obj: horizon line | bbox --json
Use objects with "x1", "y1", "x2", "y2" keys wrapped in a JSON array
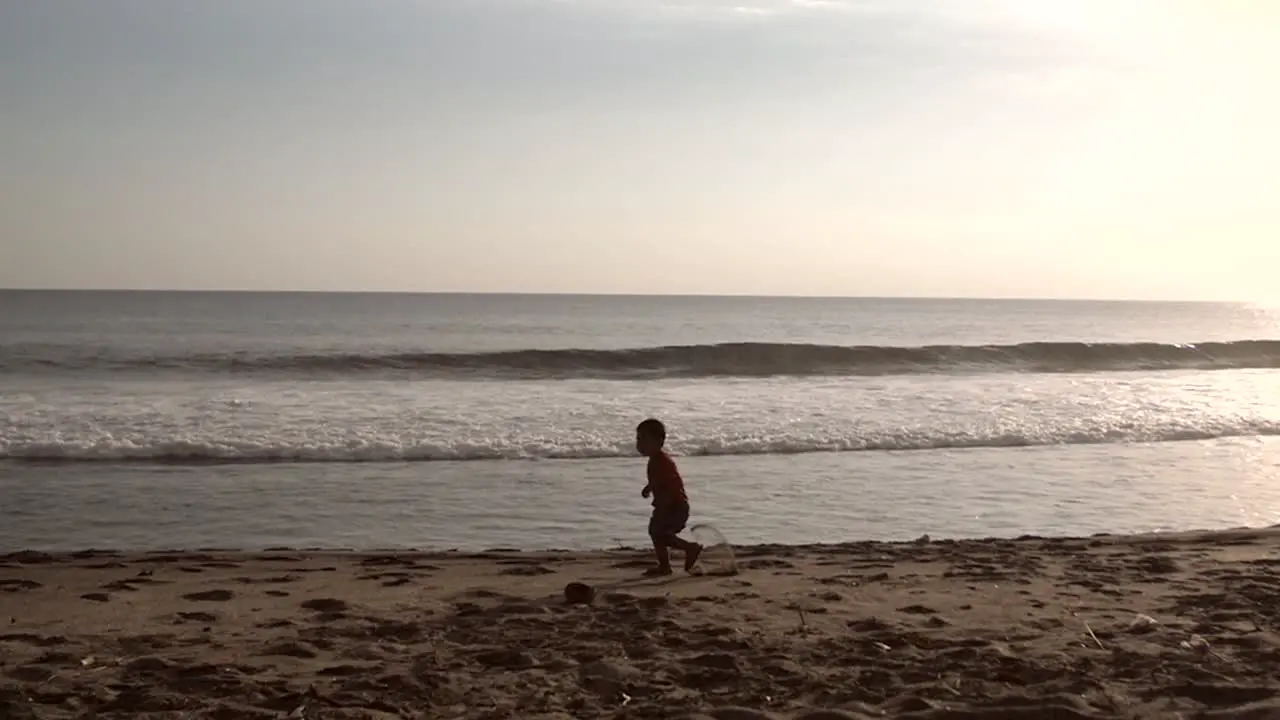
[{"x1": 0, "y1": 287, "x2": 1257, "y2": 305}]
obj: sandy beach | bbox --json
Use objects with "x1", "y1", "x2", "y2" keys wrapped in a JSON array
[{"x1": 4, "y1": 529, "x2": 1280, "y2": 719}]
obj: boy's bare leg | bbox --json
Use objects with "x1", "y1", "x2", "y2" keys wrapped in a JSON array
[
  {"x1": 664, "y1": 534, "x2": 703, "y2": 572},
  {"x1": 666, "y1": 534, "x2": 693, "y2": 552},
  {"x1": 647, "y1": 537, "x2": 673, "y2": 575}
]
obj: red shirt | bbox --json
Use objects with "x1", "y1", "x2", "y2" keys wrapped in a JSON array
[{"x1": 647, "y1": 451, "x2": 688, "y2": 506}]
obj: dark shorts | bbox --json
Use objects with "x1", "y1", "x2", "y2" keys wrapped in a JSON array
[{"x1": 648, "y1": 502, "x2": 690, "y2": 538}]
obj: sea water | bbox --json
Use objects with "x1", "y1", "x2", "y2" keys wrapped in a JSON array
[{"x1": 2, "y1": 291, "x2": 1279, "y2": 550}]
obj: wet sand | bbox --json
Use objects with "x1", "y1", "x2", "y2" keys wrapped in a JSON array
[{"x1": 4, "y1": 528, "x2": 1280, "y2": 718}]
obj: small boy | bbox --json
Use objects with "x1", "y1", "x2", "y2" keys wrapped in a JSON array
[{"x1": 636, "y1": 418, "x2": 702, "y2": 576}]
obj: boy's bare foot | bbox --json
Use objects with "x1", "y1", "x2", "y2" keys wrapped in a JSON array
[
  {"x1": 643, "y1": 566, "x2": 673, "y2": 577},
  {"x1": 684, "y1": 543, "x2": 703, "y2": 572}
]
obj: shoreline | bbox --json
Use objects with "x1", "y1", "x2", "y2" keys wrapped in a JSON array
[
  {"x1": 5, "y1": 528, "x2": 1280, "y2": 718},
  {"x1": 5, "y1": 522, "x2": 1279, "y2": 557}
]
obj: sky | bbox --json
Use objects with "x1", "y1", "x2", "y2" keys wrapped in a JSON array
[{"x1": 1, "y1": 0, "x2": 1277, "y2": 300}]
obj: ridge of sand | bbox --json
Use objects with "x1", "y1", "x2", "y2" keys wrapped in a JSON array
[{"x1": 4, "y1": 528, "x2": 1280, "y2": 718}]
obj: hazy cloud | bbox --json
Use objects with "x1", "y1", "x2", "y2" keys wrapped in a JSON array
[{"x1": 1, "y1": 0, "x2": 1275, "y2": 299}]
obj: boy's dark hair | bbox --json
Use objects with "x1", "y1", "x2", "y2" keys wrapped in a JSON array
[{"x1": 636, "y1": 418, "x2": 666, "y2": 444}]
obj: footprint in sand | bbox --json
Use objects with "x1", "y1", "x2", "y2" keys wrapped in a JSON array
[
  {"x1": 127, "y1": 577, "x2": 169, "y2": 587},
  {"x1": 0, "y1": 580, "x2": 41, "y2": 593},
  {"x1": 357, "y1": 571, "x2": 412, "y2": 583},
  {"x1": 500, "y1": 565, "x2": 555, "y2": 577},
  {"x1": 785, "y1": 601, "x2": 829, "y2": 615},
  {"x1": 31, "y1": 650, "x2": 78, "y2": 667},
  {"x1": 70, "y1": 549, "x2": 122, "y2": 559},
  {"x1": 121, "y1": 656, "x2": 175, "y2": 675},
  {"x1": 300, "y1": 598, "x2": 349, "y2": 613},
  {"x1": 233, "y1": 575, "x2": 299, "y2": 585},
  {"x1": 80, "y1": 593, "x2": 110, "y2": 603},
  {"x1": 265, "y1": 590, "x2": 291, "y2": 598},
  {"x1": 359, "y1": 555, "x2": 416, "y2": 568},
  {"x1": 897, "y1": 604, "x2": 939, "y2": 615},
  {"x1": 2, "y1": 552, "x2": 55, "y2": 565},
  {"x1": 261, "y1": 640, "x2": 319, "y2": 659},
  {"x1": 474, "y1": 649, "x2": 536, "y2": 670},
  {"x1": 6, "y1": 664, "x2": 56, "y2": 683},
  {"x1": 319, "y1": 663, "x2": 378, "y2": 676},
  {"x1": 183, "y1": 590, "x2": 235, "y2": 602},
  {"x1": 864, "y1": 573, "x2": 895, "y2": 586},
  {"x1": 1133, "y1": 556, "x2": 1181, "y2": 574},
  {"x1": 177, "y1": 612, "x2": 218, "y2": 623},
  {"x1": 0, "y1": 633, "x2": 68, "y2": 648},
  {"x1": 140, "y1": 553, "x2": 215, "y2": 564},
  {"x1": 850, "y1": 612, "x2": 903, "y2": 632},
  {"x1": 741, "y1": 558, "x2": 796, "y2": 570},
  {"x1": 100, "y1": 580, "x2": 141, "y2": 593}
]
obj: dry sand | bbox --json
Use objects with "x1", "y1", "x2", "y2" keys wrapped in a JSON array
[{"x1": 4, "y1": 529, "x2": 1280, "y2": 719}]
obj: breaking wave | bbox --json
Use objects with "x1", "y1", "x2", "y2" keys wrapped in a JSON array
[{"x1": 6, "y1": 340, "x2": 1280, "y2": 379}]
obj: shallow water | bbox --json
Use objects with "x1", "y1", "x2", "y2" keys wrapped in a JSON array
[{"x1": 4, "y1": 436, "x2": 1279, "y2": 551}]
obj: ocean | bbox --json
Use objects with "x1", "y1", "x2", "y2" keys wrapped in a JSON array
[{"x1": 2, "y1": 290, "x2": 1280, "y2": 552}]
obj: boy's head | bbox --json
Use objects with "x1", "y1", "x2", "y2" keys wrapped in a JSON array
[{"x1": 635, "y1": 418, "x2": 666, "y2": 456}]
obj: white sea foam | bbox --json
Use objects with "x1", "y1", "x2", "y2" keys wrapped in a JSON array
[{"x1": 4, "y1": 405, "x2": 1278, "y2": 463}]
